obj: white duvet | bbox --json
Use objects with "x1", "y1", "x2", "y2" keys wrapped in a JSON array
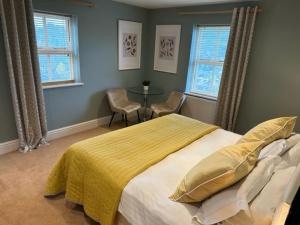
[{"x1": 118, "y1": 129, "x2": 241, "y2": 225}]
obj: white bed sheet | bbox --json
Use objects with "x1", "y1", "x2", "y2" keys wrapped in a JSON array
[{"x1": 118, "y1": 129, "x2": 241, "y2": 225}]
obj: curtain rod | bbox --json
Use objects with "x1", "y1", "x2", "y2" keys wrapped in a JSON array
[
  {"x1": 65, "y1": 0, "x2": 96, "y2": 8},
  {"x1": 178, "y1": 7, "x2": 262, "y2": 16}
]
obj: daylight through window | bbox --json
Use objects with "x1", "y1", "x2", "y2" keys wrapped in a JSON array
[
  {"x1": 186, "y1": 26, "x2": 230, "y2": 99},
  {"x1": 34, "y1": 12, "x2": 79, "y2": 85}
]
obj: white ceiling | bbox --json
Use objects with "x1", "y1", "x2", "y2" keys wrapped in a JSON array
[{"x1": 112, "y1": 0, "x2": 255, "y2": 9}]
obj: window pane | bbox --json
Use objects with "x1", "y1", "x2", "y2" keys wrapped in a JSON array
[
  {"x1": 34, "y1": 12, "x2": 77, "y2": 84},
  {"x1": 198, "y1": 29, "x2": 220, "y2": 61},
  {"x1": 186, "y1": 26, "x2": 230, "y2": 98},
  {"x1": 211, "y1": 65, "x2": 223, "y2": 96},
  {"x1": 192, "y1": 64, "x2": 213, "y2": 94},
  {"x1": 38, "y1": 54, "x2": 49, "y2": 82},
  {"x1": 46, "y1": 17, "x2": 69, "y2": 49},
  {"x1": 50, "y1": 54, "x2": 72, "y2": 81},
  {"x1": 34, "y1": 16, "x2": 46, "y2": 48},
  {"x1": 217, "y1": 30, "x2": 230, "y2": 61},
  {"x1": 38, "y1": 54, "x2": 72, "y2": 82},
  {"x1": 191, "y1": 63, "x2": 223, "y2": 97},
  {"x1": 198, "y1": 27, "x2": 230, "y2": 61}
]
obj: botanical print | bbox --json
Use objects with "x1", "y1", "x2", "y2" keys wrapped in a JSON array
[
  {"x1": 122, "y1": 33, "x2": 137, "y2": 57},
  {"x1": 118, "y1": 20, "x2": 142, "y2": 70},
  {"x1": 159, "y1": 36, "x2": 176, "y2": 60},
  {"x1": 154, "y1": 25, "x2": 181, "y2": 73}
]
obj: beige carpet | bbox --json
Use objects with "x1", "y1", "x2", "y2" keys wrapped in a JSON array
[{"x1": 0, "y1": 123, "x2": 124, "y2": 225}]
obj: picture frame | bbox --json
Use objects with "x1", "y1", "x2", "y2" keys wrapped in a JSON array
[
  {"x1": 153, "y1": 25, "x2": 181, "y2": 74},
  {"x1": 118, "y1": 20, "x2": 142, "y2": 70}
]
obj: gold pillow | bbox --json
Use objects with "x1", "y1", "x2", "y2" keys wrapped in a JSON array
[
  {"x1": 169, "y1": 141, "x2": 264, "y2": 203},
  {"x1": 238, "y1": 117, "x2": 297, "y2": 146}
]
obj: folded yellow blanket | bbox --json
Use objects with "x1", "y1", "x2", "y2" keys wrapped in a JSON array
[{"x1": 45, "y1": 114, "x2": 218, "y2": 225}]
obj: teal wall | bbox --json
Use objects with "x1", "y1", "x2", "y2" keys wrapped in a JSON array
[
  {"x1": 0, "y1": 0, "x2": 148, "y2": 142},
  {"x1": 145, "y1": 0, "x2": 300, "y2": 133},
  {"x1": 1, "y1": 0, "x2": 300, "y2": 142}
]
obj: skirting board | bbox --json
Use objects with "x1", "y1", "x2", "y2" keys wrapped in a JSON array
[
  {"x1": 0, "y1": 114, "x2": 121, "y2": 156},
  {"x1": 0, "y1": 140, "x2": 19, "y2": 156}
]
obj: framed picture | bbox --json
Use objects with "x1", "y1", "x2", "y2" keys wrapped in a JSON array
[
  {"x1": 118, "y1": 20, "x2": 142, "y2": 70},
  {"x1": 154, "y1": 25, "x2": 181, "y2": 74}
]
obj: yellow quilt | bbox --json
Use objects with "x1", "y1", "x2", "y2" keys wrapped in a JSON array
[{"x1": 45, "y1": 114, "x2": 218, "y2": 225}]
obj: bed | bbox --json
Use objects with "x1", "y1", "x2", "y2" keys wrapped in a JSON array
[
  {"x1": 117, "y1": 129, "x2": 240, "y2": 225},
  {"x1": 45, "y1": 114, "x2": 300, "y2": 225}
]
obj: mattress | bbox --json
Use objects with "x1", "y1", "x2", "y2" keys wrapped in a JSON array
[{"x1": 117, "y1": 129, "x2": 241, "y2": 225}]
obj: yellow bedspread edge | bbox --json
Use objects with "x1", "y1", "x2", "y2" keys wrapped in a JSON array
[{"x1": 45, "y1": 114, "x2": 218, "y2": 225}]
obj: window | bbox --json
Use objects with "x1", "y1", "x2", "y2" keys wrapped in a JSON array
[
  {"x1": 186, "y1": 26, "x2": 230, "y2": 99},
  {"x1": 34, "y1": 12, "x2": 80, "y2": 86}
]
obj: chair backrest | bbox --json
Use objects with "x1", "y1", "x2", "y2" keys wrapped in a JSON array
[
  {"x1": 166, "y1": 91, "x2": 186, "y2": 112},
  {"x1": 107, "y1": 88, "x2": 128, "y2": 111}
]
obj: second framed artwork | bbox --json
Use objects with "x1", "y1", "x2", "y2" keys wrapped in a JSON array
[
  {"x1": 118, "y1": 20, "x2": 142, "y2": 70},
  {"x1": 154, "y1": 25, "x2": 181, "y2": 74}
]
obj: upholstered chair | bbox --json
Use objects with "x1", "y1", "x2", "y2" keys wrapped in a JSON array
[
  {"x1": 150, "y1": 91, "x2": 186, "y2": 118},
  {"x1": 107, "y1": 88, "x2": 141, "y2": 127}
]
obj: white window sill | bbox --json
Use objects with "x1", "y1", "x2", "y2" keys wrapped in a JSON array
[
  {"x1": 42, "y1": 82, "x2": 84, "y2": 90},
  {"x1": 185, "y1": 92, "x2": 217, "y2": 102}
]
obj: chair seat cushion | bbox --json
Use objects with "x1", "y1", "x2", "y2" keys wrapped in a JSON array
[
  {"x1": 151, "y1": 103, "x2": 173, "y2": 115},
  {"x1": 116, "y1": 102, "x2": 141, "y2": 114}
]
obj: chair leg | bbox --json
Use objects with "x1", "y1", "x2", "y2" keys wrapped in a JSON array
[
  {"x1": 137, "y1": 110, "x2": 141, "y2": 123},
  {"x1": 125, "y1": 114, "x2": 128, "y2": 127},
  {"x1": 150, "y1": 111, "x2": 154, "y2": 119},
  {"x1": 109, "y1": 112, "x2": 116, "y2": 127}
]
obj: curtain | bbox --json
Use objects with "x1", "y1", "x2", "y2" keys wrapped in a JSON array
[
  {"x1": 0, "y1": 0, "x2": 48, "y2": 152},
  {"x1": 215, "y1": 6, "x2": 258, "y2": 131}
]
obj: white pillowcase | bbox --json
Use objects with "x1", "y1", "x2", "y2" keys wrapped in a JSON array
[
  {"x1": 221, "y1": 166, "x2": 296, "y2": 225},
  {"x1": 286, "y1": 134, "x2": 300, "y2": 149},
  {"x1": 258, "y1": 139, "x2": 286, "y2": 160},
  {"x1": 192, "y1": 156, "x2": 281, "y2": 225},
  {"x1": 275, "y1": 141, "x2": 300, "y2": 171},
  {"x1": 258, "y1": 134, "x2": 300, "y2": 160}
]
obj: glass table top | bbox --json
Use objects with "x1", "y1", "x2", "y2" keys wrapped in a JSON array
[{"x1": 128, "y1": 86, "x2": 163, "y2": 95}]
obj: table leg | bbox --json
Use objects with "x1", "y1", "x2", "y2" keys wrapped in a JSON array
[{"x1": 143, "y1": 94, "x2": 148, "y2": 121}]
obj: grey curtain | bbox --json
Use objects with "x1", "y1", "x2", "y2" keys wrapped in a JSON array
[
  {"x1": 215, "y1": 6, "x2": 258, "y2": 131},
  {"x1": 0, "y1": 0, "x2": 48, "y2": 152}
]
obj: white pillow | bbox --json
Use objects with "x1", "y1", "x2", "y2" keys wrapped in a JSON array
[
  {"x1": 221, "y1": 166, "x2": 296, "y2": 225},
  {"x1": 286, "y1": 134, "x2": 300, "y2": 149},
  {"x1": 258, "y1": 139, "x2": 286, "y2": 160},
  {"x1": 258, "y1": 134, "x2": 300, "y2": 160},
  {"x1": 192, "y1": 156, "x2": 281, "y2": 225},
  {"x1": 275, "y1": 141, "x2": 300, "y2": 171}
]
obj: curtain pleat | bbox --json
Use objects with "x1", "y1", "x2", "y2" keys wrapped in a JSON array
[
  {"x1": 0, "y1": 0, "x2": 48, "y2": 152},
  {"x1": 215, "y1": 6, "x2": 258, "y2": 131}
]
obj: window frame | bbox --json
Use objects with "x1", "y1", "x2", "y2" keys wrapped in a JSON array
[
  {"x1": 185, "y1": 25, "x2": 231, "y2": 101},
  {"x1": 34, "y1": 11, "x2": 81, "y2": 88}
]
